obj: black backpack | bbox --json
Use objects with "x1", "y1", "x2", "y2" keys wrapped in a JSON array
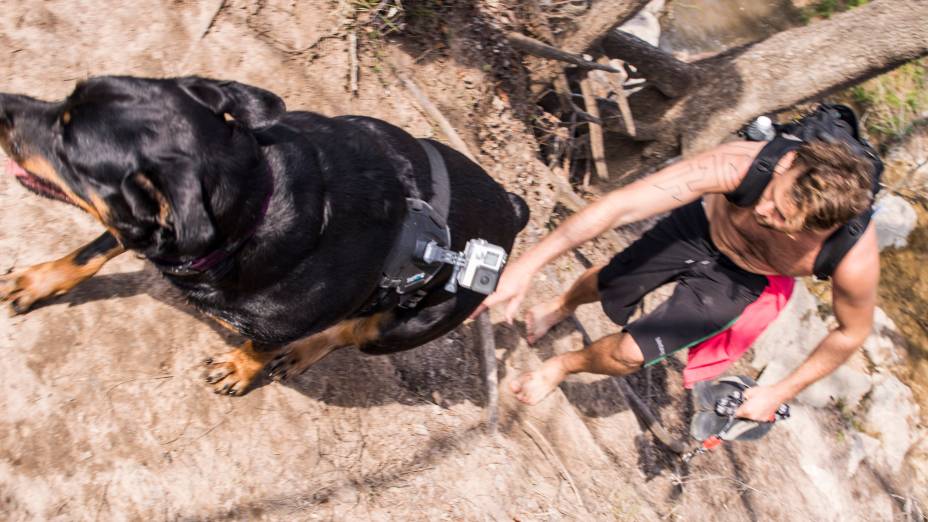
[{"x1": 730, "y1": 104, "x2": 884, "y2": 279}]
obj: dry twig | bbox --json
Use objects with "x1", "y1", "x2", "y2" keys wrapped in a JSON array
[
  {"x1": 579, "y1": 74, "x2": 609, "y2": 181},
  {"x1": 394, "y1": 67, "x2": 475, "y2": 161},
  {"x1": 475, "y1": 311, "x2": 499, "y2": 432},
  {"x1": 348, "y1": 31, "x2": 359, "y2": 96},
  {"x1": 521, "y1": 420, "x2": 588, "y2": 513},
  {"x1": 507, "y1": 32, "x2": 622, "y2": 73}
]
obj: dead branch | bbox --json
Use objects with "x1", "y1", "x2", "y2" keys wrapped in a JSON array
[
  {"x1": 539, "y1": 165, "x2": 626, "y2": 250},
  {"x1": 679, "y1": 0, "x2": 928, "y2": 152},
  {"x1": 521, "y1": 420, "x2": 588, "y2": 513},
  {"x1": 599, "y1": 30, "x2": 695, "y2": 98},
  {"x1": 526, "y1": 0, "x2": 648, "y2": 96},
  {"x1": 475, "y1": 311, "x2": 499, "y2": 432},
  {"x1": 507, "y1": 32, "x2": 622, "y2": 73},
  {"x1": 557, "y1": 0, "x2": 650, "y2": 55},
  {"x1": 593, "y1": 96, "x2": 658, "y2": 140},
  {"x1": 394, "y1": 68, "x2": 475, "y2": 161},
  {"x1": 348, "y1": 31, "x2": 359, "y2": 96},
  {"x1": 579, "y1": 75, "x2": 609, "y2": 180},
  {"x1": 594, "y1": 57, "x2": 637, "y2": 137},
  {"x1": 201, "y1": 0, "x2": 228, "y2": 40},
  {"x1": 552, "y1": 72, "x2": 573, "y2": 115},
  {"x1": 568, "y1": 303, "x2": 686, "y2": 453},
  {"x1": 614, "y1": 378, "x2": 686, "y2": 453}
]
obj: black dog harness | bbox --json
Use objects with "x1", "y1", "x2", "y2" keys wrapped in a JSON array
[
  {"x1": 352, "y1": 139, "x2": 454, "y2": 315},
  {"x1": 153, "y1": 135, "x2": 454, "y2": 312},
  {"x1": 731, "y1": 104, "x2": 883, "y2": 279}
]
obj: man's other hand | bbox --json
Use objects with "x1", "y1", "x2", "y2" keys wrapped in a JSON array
[
  {"x1": 469, "y1": 263, "x2": 535, "y2": 323},
  {"x1": 735, "y1": 385, "x2": 789, "y2": 422}
]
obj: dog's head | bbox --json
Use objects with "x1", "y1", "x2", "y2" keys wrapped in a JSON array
[{"x1": 0, "y1": 76, "x2": 284, "y2": 257}]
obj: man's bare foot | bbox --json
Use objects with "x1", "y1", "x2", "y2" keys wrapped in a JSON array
[
  {"x1": 509, "y1": 356, "x2": 569, "y2": 405},
  {"x1": 525, "y1": 299, "x2": 570, "y2": 344}
]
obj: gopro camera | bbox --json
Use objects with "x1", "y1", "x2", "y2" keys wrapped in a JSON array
[
  {"x1": 458, "y1": 239, "x2": 507, "y2": 294},
  {"x1": 420, "y1": 238, "x2": 508, "y2": 295}
]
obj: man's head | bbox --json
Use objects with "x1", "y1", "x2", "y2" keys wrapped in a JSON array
[{"x1": 753, "y1": 140, "x2": 874, "y2": 233}]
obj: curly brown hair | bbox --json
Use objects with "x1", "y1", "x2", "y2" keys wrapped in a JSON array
[{"x1": 790, "y1": 140, "x2": 875, "y2": 230}]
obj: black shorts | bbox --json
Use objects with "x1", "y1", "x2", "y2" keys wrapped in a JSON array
[{"x1": 597, "y1": 200, "x2": 768, "y2": 366}]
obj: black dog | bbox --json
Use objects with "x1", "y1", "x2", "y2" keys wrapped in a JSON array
[{"x1": 0, "y1": 76, "x2": 528, "y2": 395}]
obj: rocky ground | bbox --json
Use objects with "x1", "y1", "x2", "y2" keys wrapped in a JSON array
[{"x1": 0, "y1": 1, "x2": 924, "y2": 520}]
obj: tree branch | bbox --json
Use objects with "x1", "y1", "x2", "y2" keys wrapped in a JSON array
[
  {"x1": 579, "y1": 75, "x2": 609, "y2": 180},
  {"x1": 525, "y1": 0, "x2": 649, "y2": 96},
  {"x1": 557, "y1": 0, "x2": 650, "y2": 54},
  {"x1": 507, "y1": 32, "x2": 623, "y2": 73},
  {"x1": 600, "y1": 30, "x2": 695, "y2": 98},
  {"x1": 682, "y1": 0, "x2": 928, "y2": 152}
]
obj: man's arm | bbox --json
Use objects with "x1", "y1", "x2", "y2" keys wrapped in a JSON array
[
  {"x1": 737, "y1": 225, "x2": 879, "y2": 421},
  {"x1": 476, "y1": 141, "x2": 760, "y2": 322}
]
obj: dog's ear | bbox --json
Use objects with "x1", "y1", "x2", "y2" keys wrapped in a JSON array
[
  {"x1": 120, "y1": 164, "x2": 216, "y2": 255},
  {"x1": 177, "y1": 76, "x2": 285, "y2": 129}
]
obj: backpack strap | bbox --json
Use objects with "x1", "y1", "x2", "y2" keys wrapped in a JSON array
[
  {"x1": 726, "y1": 136, "x2": 803, "y2": 207},
  {"x1": 732, "y1": 104, "x2": 883, "y2": 279},
  {"x1": 812, "y1": 210, "x2": 872, "y2": 280},
  {"x1": 805, "y1": 104, "x2": 882, "y2": 279}
]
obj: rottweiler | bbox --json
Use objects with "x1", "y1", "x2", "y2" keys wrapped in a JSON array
[{"x1": 0, "y1": 76, "x2": 528, "y2": 395}]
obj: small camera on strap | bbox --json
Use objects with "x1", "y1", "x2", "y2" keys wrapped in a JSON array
[{"x1": 420, "y1": 239, "x2": 508, "y2": 295}]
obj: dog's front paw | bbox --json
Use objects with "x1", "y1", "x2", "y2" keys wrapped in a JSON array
[
  {"x1": 0, "y1": 268, "x2": 52, "y2": 315},
  {"x1": 201, "y1": 343, "x2": 270, "y2": 396},
  {"x1": 266, "y1": 350, "x2": 305, "y2": 382}
]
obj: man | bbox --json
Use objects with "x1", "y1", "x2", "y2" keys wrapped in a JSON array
[{"x1": 476, "y1": 138, "x2": 879, "y2": 422}]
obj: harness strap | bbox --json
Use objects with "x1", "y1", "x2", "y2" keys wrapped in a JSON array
[
  {"x1": 419, "y1": 139, "x2": 450, "y2": 221},
  {"x1": 725, "y1": 136, "x2": 802, "y2": 207},
  {"x1": 353, "y1": 139, "x2": 455, "y2": 316},
  {"x1": 813, "y1": 210, "x2": 872, "y2": 279}
]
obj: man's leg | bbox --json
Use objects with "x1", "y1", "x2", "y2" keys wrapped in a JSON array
[
  {"x1": 526, "y1": 265, "x2": 603, "y2": 344},
  {"x1": 510, "y1": 331, "x2": 644, "y2": 405}
]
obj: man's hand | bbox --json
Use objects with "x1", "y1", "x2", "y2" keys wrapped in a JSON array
[
  {"x1": 469, "y1": 262, "x2": 535, "y2": 323},
  {"x1": 735, "y1": 385, "x2": 789, "y2": 422}
]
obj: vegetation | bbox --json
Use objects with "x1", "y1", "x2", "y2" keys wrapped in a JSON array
[
  {"x1": 846, "y1": 58, "x2": 928, "y2": 148},
  {"x1": 802, "y1": 0, "x2": 869, "y2": 21}
]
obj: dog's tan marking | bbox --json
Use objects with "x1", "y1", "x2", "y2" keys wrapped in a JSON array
[
  {"x1": 267, "y1": 313, "x2": 387, "y2": 382},
  {"x1": 0, "y1": 237, "x2": 125, "y2": 314},
  {"x1": 88, "y1": 192, "x2": 113, "y2": 223},
  {"x1": 201, "y1": 314, "x2": 387, "y2": 395},
  {"x1": 208, "y1": 315, "x2": 241, "y2": 335},
  {"x1": 131, "y1": 173, "x2": 171, "y2": 226},
  {"x1": 202, "y1": 340, "x2": 282, "y2": 396},
  {"x1": 20, "y1": 155, "x2": 100, "y2": 220}
]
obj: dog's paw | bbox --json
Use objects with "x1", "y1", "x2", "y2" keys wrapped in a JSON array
[
  {"x1": 201, "y1": 349, "x2": 266, "y2": 396},
  {"x1": 0, "y1": 269, "x2": 46, "y2": 315},
  {"x1": 266, "y1": 350, "x2": 305, "y2": 382}
]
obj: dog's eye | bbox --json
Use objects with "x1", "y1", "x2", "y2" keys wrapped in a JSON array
[{"x1": 60, "y1": 111, "x2": 71, "y2": 125}]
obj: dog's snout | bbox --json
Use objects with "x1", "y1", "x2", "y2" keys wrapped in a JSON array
[{"x1": 0, "y1": 92, "x2": 53, "y2": 126}]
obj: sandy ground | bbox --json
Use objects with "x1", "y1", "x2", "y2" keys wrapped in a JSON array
[{"x1": 0, "y1": 1, "x2": 918, "y2": 520}]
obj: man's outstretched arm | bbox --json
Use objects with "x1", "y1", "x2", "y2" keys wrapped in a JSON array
[
  {"x1": 476, "y1": 141, "x2": 759, "y2": 322},
  {"x1": 737, "y1": 225, "x2": 879, "y2": 421}
]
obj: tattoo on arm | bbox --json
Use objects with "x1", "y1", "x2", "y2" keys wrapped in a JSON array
[{"x1": 650, "y1": 146, "x2": 756, "y2": 200}]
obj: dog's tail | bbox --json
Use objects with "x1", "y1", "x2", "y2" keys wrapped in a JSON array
[{"x1": 507, "y1": 192, "x2": 530, "y2": 232}]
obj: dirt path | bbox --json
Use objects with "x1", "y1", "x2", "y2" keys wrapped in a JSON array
[{"x1": 0, "y1": 1, "x2": 919, "y2": 520}]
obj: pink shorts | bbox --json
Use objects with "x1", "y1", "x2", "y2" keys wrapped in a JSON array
[{"x1": 682, "y1": 276, "x2": 795, "y2": 388}]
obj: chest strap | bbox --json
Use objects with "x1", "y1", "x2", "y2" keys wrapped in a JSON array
[
  {"x1": 725, "y1": 136, "x2": 802, "y2": 207},
  {"x1": 362, "y1": 140, "x2": 453, "y2": 314}
]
